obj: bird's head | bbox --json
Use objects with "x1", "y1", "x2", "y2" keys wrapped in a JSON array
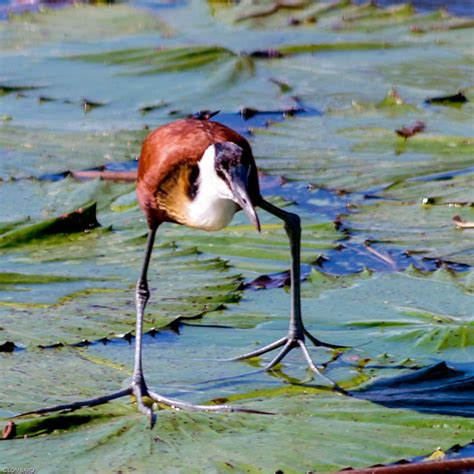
[{"x1": 209, "y1": 141, "x2": 261, "y2": 232}]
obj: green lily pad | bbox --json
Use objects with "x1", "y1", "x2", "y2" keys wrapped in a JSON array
[
  {"x1": 0, "y1": 5, "x2": 171, "y2": 51},
  {"x1": 2, "y1": 269, "x2": 473, "y2": 471},
  {"x1": 1, "y1": 0, "x2": 474, "y2": 470},
  {"x1": 71, "y1": 45, "x2": 236, "y2": 75},
  {"x1": 0, "y1": 202, "x2": 100, "y2": 249}
]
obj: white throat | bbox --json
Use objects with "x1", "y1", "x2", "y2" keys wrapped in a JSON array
[{"x1": 185, "y1": 145, "x2": 238, "y2": 231}]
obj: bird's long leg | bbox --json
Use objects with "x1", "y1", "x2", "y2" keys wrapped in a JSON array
[
  {"x1": 11, "y1": 227, "x2": 268, "y2": 428},
  {"x1": 130, "y1": 228, "x2": 157, "y2": 426},
  {"x1": 229, "y1": 199, "x2": 347, "y2": 386},
  {"x1": 132, "y1": 228, "x2": 156, "y2": 389},
  {"x1": 12, "y1": 229, "x2": 159, "y2": 425}
]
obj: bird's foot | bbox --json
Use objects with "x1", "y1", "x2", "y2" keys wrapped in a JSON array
[
  {"x1": 11, "y1": 375, "x2": 270, "y2": 430},
  {"x1": 227, "y1": 332, "x2": 348, "y2": 394},
  {"x1": 131, "y1": 375, "x2": 157, "y2": 427}
]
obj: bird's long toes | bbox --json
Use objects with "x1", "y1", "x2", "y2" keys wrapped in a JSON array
[
  {"x1": 303, "y1": 329, "x2": 350, "y2": 350},
  {"x1": 226, "y1": 336, "x2": 289, "y2": 362},
  {"x1": 296, "y1": 340, "x2": 347, "y2": 392}
]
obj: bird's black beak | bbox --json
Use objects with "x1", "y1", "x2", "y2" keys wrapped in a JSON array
[{"x1": 228, "y1": 165, "x2": 261, "y2": 233}]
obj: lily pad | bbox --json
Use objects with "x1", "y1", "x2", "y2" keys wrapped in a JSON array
[
  {"x1": 1, "y1": 0, "x2": 474, "y2": 470},
  {"x1": 0, "y1": 202, "x2": 100, "y2": 249},
  {"x1": 0, "y1": 4, "x2": 171, "y2": 51},
  {"x1": 2, "y1": 269, "x2": 474, "y2": 471}
]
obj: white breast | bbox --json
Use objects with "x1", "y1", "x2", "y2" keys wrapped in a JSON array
[{"x1": 184, "y1": 145, "x2": 238, "y2": 231}]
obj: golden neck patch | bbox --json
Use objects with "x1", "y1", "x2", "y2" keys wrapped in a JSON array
[{"x1": 155, "y1": 162, "x2": 197, "y2": 225}]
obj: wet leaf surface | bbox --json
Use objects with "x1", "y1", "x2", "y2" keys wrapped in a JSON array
[
  {"x1": 1, "y1": 0, "x2": 473, "y2": 471},
  {"x1": 0, "y1": 202, "x2": 100, "y2": 248},
  {"x1": 1, "y1": 271, "x2": 473, "y2": 469}
]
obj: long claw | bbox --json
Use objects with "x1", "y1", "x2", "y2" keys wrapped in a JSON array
[
  {"x1": 228, "y1": 333, "x2": 347, "y2": 391},
  {"x1": 147, "y1": 390, "x2": 273, "y2": 415},
  {"x1": 9, "y1": 381, "x2": 270, "y2": 434},
  {"x1": 263, "y1": 340, "x2": 294, "y2": 371},
  {"x1": 304, "y1": 329, "x2": 350, "y2": 350},
  {"x1": 195, "y1": 367, "x2": 268, "y2": 386},
  {"x1": 222, "y1": 337, "x2": 288, "y2": 362},
  {"x1": 13, "y1": 387, "x2": 133, "y2": 418}
]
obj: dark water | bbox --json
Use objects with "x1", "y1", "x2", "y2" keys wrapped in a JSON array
[{"x1": 355, "y1": 0, "x2": 474, "y2": 16}]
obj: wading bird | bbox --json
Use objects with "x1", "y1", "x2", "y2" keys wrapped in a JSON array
[{"x1": 15, "y1": 116, "x2": 344, "y2": 427}]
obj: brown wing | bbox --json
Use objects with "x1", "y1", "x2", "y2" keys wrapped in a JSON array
[{"x1": 136, "y1": 119, "x2": 260, "y2": 229}]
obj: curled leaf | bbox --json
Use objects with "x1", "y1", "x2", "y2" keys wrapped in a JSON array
[
  {"x1": 71, "y1": 170, "x2": 137, "y2": 182},
  {"x1": 0, "y1": 341, "x2": 17, "y2": 352},
  {"x1": 192, "y1": 110, "x2": 221, "y2": 120},
  {"x1": 139, "y1": 101, "x2": 168, "y2": 115},
  {"x1": 452, "y1": 215, "x2": 474, "y2": 229},
  {"x1": 2, "y1": 421, "x2": 16, "y2": 440},
  {"x1": 396, "y1": 120, "x2": 425, "y2": 139},
  {"x1": 82, "y1": 98, "x2": 106, "y2": 113},
  {"x1": 248, "y1": 49, "x2": 284, "y2": 58},
  {"x1": 425, "y1": 91, "x2": 468, "y2": 106},
  {"x1": 0, "y1": 202, "x2": 100, "y2": 248},
  {"x1": 424, "y1": 447, "x2": 446, "y2": 462},
  {"x1": 244, "y1": 271, "x2": 291, "y2": 290},
  {"x1": 0, "y1": 84, "x2": 41, "y2": 95}
]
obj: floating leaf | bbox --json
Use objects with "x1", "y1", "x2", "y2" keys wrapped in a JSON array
[
  {"x1": 0, "y1": 202, "x2": 100, "y2": 249},
  {"x1": 0, "y1": 341, "x2": 16, "y2": 353},
  {"x1": 277, "y1": 41, "x2": 409, "y2": 55},
  {"x1": 395, "y1": 120, "x2": 426, "y2": 139},
  {"x1": 2, "y1": 420, "x2": 16, "y2": 439},
  {"x1": 0, "y1": 5, "x2": 171, "y2": 50},
  {"x1": 453, "y1": 215, "x2": 474, "y2": 229},
  {"x1": 70, "y1": 45, "x2": 236, "y2": 75},
  {"x1": 425, "y1": 91, "x2": 468, "y2": 106},
  {"x1": 0, "y1": 84, "x2": 42, "y2": 95},
  {"x1": 1, "y1": 0, "x2": 474, "y2": 469},
  {"x1": 2, "y1": 296, "x2": 473, "y2": 469},
  {"x1": 0, "y1": 272, "x2": 104, "y2": 285},
  {"x1": 82, "y1": 98, "x2": 106, "y2": 113},
  {"x1": 425, "y1": 447, "x2": 446, "y2": 461}
]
